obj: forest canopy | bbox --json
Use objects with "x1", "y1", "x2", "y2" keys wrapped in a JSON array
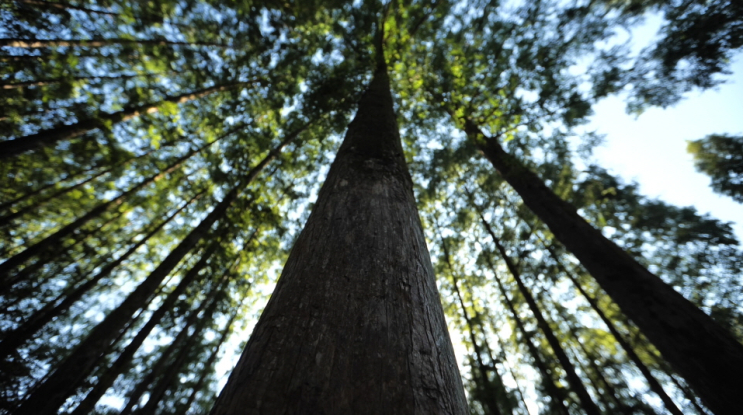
[{"x1": 1, "y1": 0, "x2": 742, "y2": 414}]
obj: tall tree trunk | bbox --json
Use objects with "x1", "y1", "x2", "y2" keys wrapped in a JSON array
[
  {"x1": 134, "y1": 288, "x2": 224, "y2": 415},
  {"x1": 483, "y1": 254, "x2": 570, "y2": 415},
  {"x1": 176, "y1": 297, "x2": 242, "y2": 415},
  {"x1": 0, "y1": 73, "x2": 160, "y2": 89},
  {"x1": 70, "y1": 251, "x2": 226, "y2": 415},
  {"x1": 209, "y1": 45, "x2": 467, "y2": 414},
  {"x1": 462, "y1": 120, "x2": 743, "y2": 414},
  {"x1": 0, "y1": 193, "x2": 200, "y2": 357},
  {"x1": 542, "y1": 242, "x2": 685, "y2": 415},
  {"x1": 0, "y1": 82, "x2": 249, "y2": 158},
  {"x1": 437, "y1": 229, "x2": 502, "y2": 415},
  {"x1": 10, "y1": 127, "x2": 299, "y2": 415},
  {"x1": 476, "y1": 211, "x2": 601, "y2": 415},
  {"x1": 0, "y1": 128, "x2": 233, "y2": 278}
]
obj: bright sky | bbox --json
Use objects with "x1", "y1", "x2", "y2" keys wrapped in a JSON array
[{"x1": 586, "y1": 54, "x2": 743, "y2": 242}]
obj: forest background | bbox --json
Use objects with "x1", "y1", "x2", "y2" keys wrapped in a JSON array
[{"x1": 1, "y1": 0, "x2": 742, "y2": 414}]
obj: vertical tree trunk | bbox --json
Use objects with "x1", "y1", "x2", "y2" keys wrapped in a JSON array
[
  {"x1": 10, "y1": 128, "x2": 299, "y2": 415},
  {"x1": 176, "y1": 298, "x2": 242, "y2": 415},
  {"x1": 542, "y1": 242, "x2": 685, "y2": 415},
  {"x1": 209, "y1": 44, "x2": 468, "y2": 414},
  {"x1": 477, "y1": 211, "x2": 601, "y2": 415},
  {"x1": 483, "y1": 254, "x2": 570, "y2": 415},
  {"x1": 437, "y1": 230, "x2": 503, "y2": 415},
  {"x1": 67, "y1": 241, "x2": 224, "y2": 415},
  {"x1": 463, "y1": 121, "x2": 743, "y2": 414}
]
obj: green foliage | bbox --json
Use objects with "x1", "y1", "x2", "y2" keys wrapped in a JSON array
[
  {"x1": 1, "y1": 0, "x2": 741, "y2": 414},
  {"x1": 688, "y1": 133, "x2": 743, "y2": 203}
]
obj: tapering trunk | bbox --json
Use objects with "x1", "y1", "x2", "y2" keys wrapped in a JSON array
[
  {"x1": 210, "y1": 64, "x2": 467, "y2": 414},
  {"x1": 542, "y1": 289, "x2": 632, "y2": 414},
  {"x1": 0, "y1": 82, "x2": 246, "y2": 158},
  {"x1": 70, "y1": 248, "x2": 223, "y2": 415},
  {"x1": 543, "y1": 243, "x2": 685, "y2": 415},
  {"x1": 0, "y1": 129, "x2": 231, "y2": 278},
  {"x1": 465, "y1": 121, "x2": 743, "y2": 414},
  {"x1": 10, "y1": 124, "x2": 301, "y2": 415},
  {"x1": 477, "y1": 212, "x2": 601, "y2": 415},
  {"x1": 0, "y1": 195, "x2": 198, "y2": 357},
  {"x1": 484, "y1": 255, "x2": 570, "y2": 415}
]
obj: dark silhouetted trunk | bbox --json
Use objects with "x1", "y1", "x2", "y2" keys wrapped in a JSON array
[
  {"x1": 70, "y1": 250, "x2": 225, "y2": 415},
  {"x1": 177, "y1": 299, "x2": 241, "y2": 415},
  {"x1": 437, "y1": 230, "x2": 502, "y2": 415},
  {"x1": 464, "y1": 120, "x2": 743, "y2": 414},
  {"x1": 209, "y1": 43, "x2": 467, "y2": 414},
  {"x1": 477, "y1": 211, "x2": 601, "y2": 415},
  {"x1": 483, "y1": 254, "x2": 570, "y2": 415},
  {"x1": 0, "y1": 129, "x2": 235, "y2": 278},
  {"x1": 10, "y1": 127, "x2": 300, "y2": 415},
  {"x1": 0, "y1": 82, "x2": 246, "y2": 158},
  {"x1": 0, "y1": 195, "x2": 198, "y2": 357},
  {"x1": 0, "y1": 38, "x2": 227, "y2": 49},
  {"x1": 542, "y1": 242, "x2": 685, "y2": 415}
]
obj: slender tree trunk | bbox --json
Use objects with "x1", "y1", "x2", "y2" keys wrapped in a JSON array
[
  {"x1": 542, "y1": 242, "x2": 685, "y2": 415},
  {"x1": 462, "y1": 120, "x2": 743, "y2": 414},
  {"x1": 437, "y1": 230, "x2": 502, "y2": 415},
  {"x1": 0, "y1": 38, "x2": 228, "y2": 49},
  {"x1": 0, "y1": 73, "x2": 159, "y2": 89},
  {"x1": 483, "y1": 255, "x2": 570, "y2": 415},
  {"x1": 135, "y1": 289, "x2": 224, "y2": 415},
  {"x1": 0, "y1": 129, "x2": 232, "y2": 278},
  {"x1": 70, "y1": 247, "x2": 224, "y2": 415},
  {"x1": 477, "y1": 211, "x2": 601, "y2": 415},
  {"x1": 15, "y1": 0, "x2": 118, "y2": 16},
  {"x1": 10, "y1": 123, "x2": 303, "y2": 415},
  {"x1": 209, "y1": 48, "x2": 467, "y2": 415},
  {"x1": 0, "y1": 194, "x2": 199, "y2": 357},
  {"x1": 0, "y1": 82, "x2": 249, "y2": 158},
  {"x1": 177, "y1": 298, "x2": 242, "y2": 415}
]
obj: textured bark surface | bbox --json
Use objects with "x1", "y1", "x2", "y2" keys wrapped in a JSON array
[
  {"x1": 210, "y1": 69, "x2": 467, "y2": 415},
  {"x1": 468, "y1": 123, "x2": 743, "y2": 415}
]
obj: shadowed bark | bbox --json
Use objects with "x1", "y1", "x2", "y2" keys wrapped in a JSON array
[{"x1": 209, "y1": 39, "x2": 467, "y2": 415}]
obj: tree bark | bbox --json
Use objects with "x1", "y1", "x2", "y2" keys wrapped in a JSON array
[
  {"x1": 209, "y1": 57, "x2": 467, "y2": 414},
  {"x1": 464, "y1": 120, "x2": 743, "y2": 415},
  {"x1": 0, "y1": 82, "x2": 249, "y2": 158},
  {"x1": 10, "y1": 127, "x2": 298, "y2": 415},
  {"x1": 477, "y1": 210, "x2": 601, "y2": 415}
]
